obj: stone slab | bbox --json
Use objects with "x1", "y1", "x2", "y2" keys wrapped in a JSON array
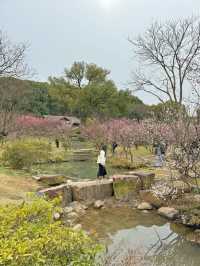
[
  {"x1": 32, "y1": 174, "x2": 68, "y2": 186},
  {"x1": 70, "y1": 180, "x2": 113, "y2": 201}
]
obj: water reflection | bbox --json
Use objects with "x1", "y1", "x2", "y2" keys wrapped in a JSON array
[{"x1": 81, "y1": 208, "x2": 200, "y2": 266}]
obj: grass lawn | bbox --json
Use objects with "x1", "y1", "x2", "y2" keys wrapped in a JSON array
[{"x1": 0, "y1": 166, "x2": 40, "y2": 204}]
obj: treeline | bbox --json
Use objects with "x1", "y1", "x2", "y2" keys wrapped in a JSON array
[
  {"x1": 22, "y1": 61, "x2": 150, "y2": 120},
  {"x1": 0, "y1": 61, "x2": 175, "y2": 122}
]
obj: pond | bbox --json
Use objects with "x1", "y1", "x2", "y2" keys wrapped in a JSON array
[
  {"x1": 33, "y1": 160, "x2": 122, "y2": 180},
  {"x1": 80, "y1": 207, "x2": 200, "y2": 266},
  {"x1": 33, "y1": 140, "x2": 124, "y2": 179}
]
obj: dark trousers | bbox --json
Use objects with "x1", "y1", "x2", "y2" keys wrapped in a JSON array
[{"x1": 97, "y1": 164, "x2": 107, "y2": 178}]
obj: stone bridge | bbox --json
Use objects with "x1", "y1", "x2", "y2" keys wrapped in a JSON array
[{"x1": 38, "y1": 172, "x2": 155, "y2": 206}]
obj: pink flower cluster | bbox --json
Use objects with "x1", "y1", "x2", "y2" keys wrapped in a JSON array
[
  {"x1": 15, "y1": 115, "x2": 71, "y2": 138},
  {"x1": 82, "y1": 119, "x2": 174, "y2": 148}
]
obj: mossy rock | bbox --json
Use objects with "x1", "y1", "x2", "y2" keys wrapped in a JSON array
[{"x1": 113, "y1": 176, "x2": 141, "y2": 201}]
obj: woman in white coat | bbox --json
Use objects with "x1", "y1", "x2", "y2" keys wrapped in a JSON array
[{"x1": 97, "y1": 145, "x2": 107, "y2": 179}]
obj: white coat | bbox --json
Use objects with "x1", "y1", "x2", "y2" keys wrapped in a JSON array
[{"x1": 97, "y1": 150, "x2": 106, "y2": 166}]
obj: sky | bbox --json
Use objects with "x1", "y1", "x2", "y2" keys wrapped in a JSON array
[{"x1": 0, "y1": 0, "x2": 200, "y2": 104}]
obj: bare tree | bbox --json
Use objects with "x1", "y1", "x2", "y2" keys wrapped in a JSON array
[
  {"x1": 129, "y1": 17, "x2": 200, "y2": 104},
  {"x1": 0, "y1": 31, "x2": 31, "y2": 139},
  {"x1": 0, "y1": 78, "x2": 30, "y2": 139},
  {"x1": 0, "y1": 31, "x2": 30, "y2": 78}
]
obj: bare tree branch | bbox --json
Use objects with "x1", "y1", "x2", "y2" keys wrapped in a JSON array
[
  {"x1": 129, "y1": 16, "x2": 200, "y2": 104},
  {"x1": 0, "y1": 31, "x2": 30, "y2": 78}
]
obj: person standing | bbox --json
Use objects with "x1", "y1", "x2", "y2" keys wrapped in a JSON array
[
  {"x1": 154, "y1": 142, "x2": 164, "y2": 167},
  {"x1": 112, "y1": 142, "x2": 118, "y2": 155},
  {"x1": 97, "y1": 145, "x2": 107, "y2": 179}
]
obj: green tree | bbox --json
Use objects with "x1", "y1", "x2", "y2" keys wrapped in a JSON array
[
  {"x1": 23, "y1": 81, "x2": 50, "y2": 115},
  {"x1": 65, "y1": 61, "x2": 85, "y2": 88},
  {"x1": 48, "y1": 76, "x2": 79, "y2": 114},
  {"x1": 85, "y1": 63, "x2": 110, "y2": 84},
  {"x1": 74, "y1": 80, "x2": 118, "y2": 119},
  {"x1": 64, "y1": 61, "x2": 110, "y2": 88}
]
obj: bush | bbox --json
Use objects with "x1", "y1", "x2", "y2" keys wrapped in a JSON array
[
  {"x1": 109, "y1": 157, "x2": 148, "y2": 170},
  {"x1": 0, "y1": 196, "x2": 102, "y2": 266},
  {"x1": 2, "y1": 138, "x2": 52, "y2": 169}
]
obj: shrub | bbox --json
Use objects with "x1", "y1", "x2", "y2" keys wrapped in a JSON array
[
  {"x1": 2, "y1": 138, "x2": 52, "y2": 169},
  {"x1": 0, "y1": 196, "x2": 102, "y2": 266},
  {"x1": 109, "y1": 157, "x2": 148, "y2": 170}
]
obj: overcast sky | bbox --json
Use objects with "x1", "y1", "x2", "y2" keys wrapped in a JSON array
[{"x1": 1, "y1": 0, "x2": 200, "y2": 103}]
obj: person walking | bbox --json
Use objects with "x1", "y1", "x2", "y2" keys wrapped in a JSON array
[
  {"x1": 97, "y1": 145, "x2": 107, "y2": 179},
  {"x1": 154, "y1": 142, "x2": 164, "y2": 167}
]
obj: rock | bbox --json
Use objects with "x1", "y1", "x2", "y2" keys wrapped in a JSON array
[
  {"x1": 63, "y1": 206, "x2": 73, "y2": 214},
  {"x1": 140, "y1": 190, "x2": 164, "y2": 208},
  {"x1": 137, "y1": 202, "x2": 153, "y2": 210},
  {"x1": 66, "y1": 219, "x2": 73, "y2": 227},
  {"x1": 67, "y1": 212, "x2": 78, "y2": 220},
  {"x1": 158, "y1": 207, "x2": 179, "y2": 220},
  {"x1": 53, "y1": 212, "x2": 61, "y2": 220},
  {"x1": 186, "y1": 230, "x2": 200, "y2": 245},
  {"x1": 68, "y1": 202, "x2": 86, "y2": 215},
  {"x1": 73, "y1": 224, "x2": 82, "y2": 231},
  {"x1": 94, "y1": 200, "x2": 104, "y2": 209},
  {"x1": 33, "y1": 174, "x2": 67, "y2": 186},
  {"x1": 142, "y1": 210, "x2": 149, "y2": 214},
  {"x1": 127, "y1": 172, "x2": 155, "y2": 190},
  {"x1": 180, "y1": 209, "x2": 200, "y2": 227},
  {"x1": 70, "y1": 180, "x2": 113, "y2": 201},
  {"x1": 112, "y1": 175, "x2": 141, "y2": 201},
  {"x1": 70, "y1": 201, "x2": 88, "y2": 210},
  {"x1": 38, "y1": 184, "x2": 72, "y2": 206},
  {"x1": 175, "y1": 193, "x2": 200, "y2": 227}
]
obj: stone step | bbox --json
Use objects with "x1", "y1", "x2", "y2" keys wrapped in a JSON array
[{"x1": 70, "y1": 179, "x2": 113, "y2": 201}]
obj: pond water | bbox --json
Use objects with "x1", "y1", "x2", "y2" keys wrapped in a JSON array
[
  {"x1": 81, "y1": 207, "x2": 200, "y2": 266},
  {"x1": 33, "y1": 140, "x2": 124, "y2": 179},
  {"x1": 33, "y1": 160, "x2": 122, "y2": 180}
]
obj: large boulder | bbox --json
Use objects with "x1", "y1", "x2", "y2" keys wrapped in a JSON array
[
  {"x1": 33, "y1": 174, "x2": 67, "y2": 186},
  {"x1": 112, "y1": 175, "x2": 142, "y2": 201},
  {"x1": 70, "y1": 180, "x2": 113, "y2": 201},
  {"x1": 158, "y1": 207, "x2": 179, "y2": 220},
  {"x1": 139, "y1": 190, "x2": 165, "y2": 208}
]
